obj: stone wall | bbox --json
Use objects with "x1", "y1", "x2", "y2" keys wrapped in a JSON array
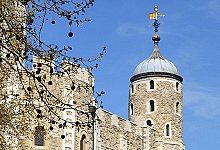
[
  {"x1": 129, "y1": 77, "x2": 184, "y2": 149},
  {"x1": 96, "y1": 109, "x2": 157, "y2": 150},
  {"x1": 15, "y1": 59, "x2": 95, "y2": 150},
  {"x1": 20, "y1": 118, "x2": 62, "y2": 150}
]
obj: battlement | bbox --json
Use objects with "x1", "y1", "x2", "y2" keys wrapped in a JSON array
[{"x1": 32, "y1": 56, "x2": 94, "y2": 86}]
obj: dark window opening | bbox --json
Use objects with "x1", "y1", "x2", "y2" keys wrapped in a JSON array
[
  {"x1": 150, "y1": 100, "x2": 155, "y2": 112},
  {"x1": 146, "y1": 120, "x2": 152, "y2": 126},
  {"x1": 131, "y1": 84, "x2": 134, "y2": 93},
  {"x1": 166, "y1": 124, "x2": 170, "y2": 136},
  {"x1": 35, "y1": 126, "x2": 44, "y2": 146},
  {"x1": 150, "y1": 80, "x2": 154, "y2": 89},
  {"x1": 176, "y1": 82, "x2": 179, "y2": 91},
  {"x1": 130, "y1": 103, "x2": 134, "y2": 115},
  {"x1": 176, "y1": 102, "x2": 180, "y2": 113},
  {"x1": 80, "y1": 134, "x2": 86, "y2": 150}
]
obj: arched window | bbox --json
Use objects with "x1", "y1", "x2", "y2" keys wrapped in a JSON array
[
  {"x1": 166, "y1": 124, "x2": 170, "y2": 137},
  {"x1": 176, "y1": 82, "x2": 179, "y2": 91},
  {"x1": 146, "y1": 120, "x2": 152, "y2": 127},
  {"x1": 150, "y1": 80, "x2": 154, "y2": 89},
  {"x1": 80, "y1": 134, "x2": 86, "y2": 150},
  {"x1": 130, "y1": 103, "x2": 134, "y2": 115},
  {"x1": 150, "y1": 100, "x2": 155, "y2": 112},
  {"x1": 35, "y1": 126, "x2": 44, "y2": 146},
  {"x1": 176, "y1": 102, "x2": 180, "y2": 113}
]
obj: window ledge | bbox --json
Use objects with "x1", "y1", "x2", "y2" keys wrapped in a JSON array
[{"x1": 34, "y1": 146, "x2": 45, "y2": 150}]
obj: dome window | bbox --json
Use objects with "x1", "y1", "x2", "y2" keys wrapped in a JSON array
[
  {"x1": 35, "y1": 126, "x2": 44, "y2": 146},
  {"x1": 150, "y1": 80, "x2": 154, "y2": 89},
  {"x1": 80, "y1": 134, "x2": 86, "y2": 150},
  {"x1": 130, "y1": 103, "x2": 134, "y2": 115},
  {"x1": 176, "y1": 82, "x2": 179, "y2": 91},
  {"x1": 150, "y1": 100, "x2": 155, "y2": 112},
  {"x1": 146, "y1": 120, "x2": 152, "y2": 127}
]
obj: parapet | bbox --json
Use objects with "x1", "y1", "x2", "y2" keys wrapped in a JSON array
[
  {"x1": 32, "y1": 56, "x2": 94, "y2": 86},
  {"x1": 96, "y1": 108, "x2": 157, "y2": 150}
]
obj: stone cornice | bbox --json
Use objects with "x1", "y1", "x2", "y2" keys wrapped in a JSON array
[{"x1": 130, "y1": 72, "x2": 183, "y2": 83}]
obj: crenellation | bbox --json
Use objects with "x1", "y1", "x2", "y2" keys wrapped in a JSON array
[
  {"x1": 111, "y1": 114, "x2": 119, "y2": 127},
  {"x1": 124, "y1": 121, "x2": 131, "y2": 132}
]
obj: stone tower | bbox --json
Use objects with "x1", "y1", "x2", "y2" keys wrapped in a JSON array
[{"x1": 128, "y1": 7, "x2": 185, "y2": 150}]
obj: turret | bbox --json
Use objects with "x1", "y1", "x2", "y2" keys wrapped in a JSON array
[{"x1": 128, "y1": 6, "x2": 185, "y2": 150}]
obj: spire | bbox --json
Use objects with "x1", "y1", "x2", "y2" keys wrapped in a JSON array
[{"x1": 148, "y1": 6, "x2": 165, "y2": 60}]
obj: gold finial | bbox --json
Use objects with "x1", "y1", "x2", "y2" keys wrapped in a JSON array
[{"x1": 154, "y1": 6, "x2": 159, "y2": 12}]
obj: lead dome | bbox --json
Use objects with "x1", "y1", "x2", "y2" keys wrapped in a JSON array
[{"x1": 133, "y1": 33, "x2": 179, "y2": 76}]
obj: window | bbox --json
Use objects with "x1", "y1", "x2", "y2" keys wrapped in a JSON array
[
  {"x1": 80, "y1": 134, "x2": 86, "y2": 150},
  {"x1": 35, "y1": 126, "x2": 44, "y2": 146},
  {"x1": 165, "y1": 124, "x2": 170, "y2": 137},
  {"x1": 146, "y1": 120, "x2": 152, "y2": 127},
  {"x1": 150, "y1": 100, "x2": 155, "y2": 112},
  {"x1": 150, "y1": 80, "x2": 154, "y2": 89},
  {"x1": 130, "y1": 103, "x2": 134, "y2": 115},
  {"x1": 131, "y1": 84, "x2": 134, "y2": 93},
  {"x1": 176, "y1": 82, "x2": 179, "y2": 91},
  {"x1": 176, "y1": 102, "x2": 180, "y2": 113}
]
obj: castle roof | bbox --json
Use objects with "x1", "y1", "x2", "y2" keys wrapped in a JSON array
[
  {"x1": 130, "y1": 32, "x2": 183, "y2": 82},
  {"x1": 133, "y1": 33, "x2": 179, "y2": 77}
]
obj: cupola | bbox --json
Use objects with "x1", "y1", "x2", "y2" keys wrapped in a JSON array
[
  {"x1": 133, "y1": 33, "x2": 179, "y2": 76},
  {"x1": 130, "y1": 6, "x2": 182, "y2": 83}
]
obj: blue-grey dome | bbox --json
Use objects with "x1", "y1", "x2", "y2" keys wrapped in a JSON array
[
  {"x1": 133, "y1": 57, "x2": 179, "y2": 76},
  {"x1": 133, "y1": 34, "x2": 179, "y2": 76}
]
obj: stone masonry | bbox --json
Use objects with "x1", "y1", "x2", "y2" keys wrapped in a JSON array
[{"x1": 129, "y1": 77, "x2": 185, "y2": 150}]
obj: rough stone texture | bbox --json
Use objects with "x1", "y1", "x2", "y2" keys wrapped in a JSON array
[
  {"x1": 96, "y1": 109, "x2": 157, "y2": 150},
  {"x1": 12, "y1": 57, "x2": 95, "y2": 150},
  {"x1": 20, "y1": 119, "x2": 62, "y2": 150},
  {"x1": 129, "y1": 77, "x2": 185, "y2": 149}
]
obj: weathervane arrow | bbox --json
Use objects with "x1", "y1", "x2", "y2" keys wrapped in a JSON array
[{"x1": 149, "y1": 6, "x2": 165, "y2": 32}]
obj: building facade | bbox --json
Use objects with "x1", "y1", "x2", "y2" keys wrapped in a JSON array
[
  {"x1": 20, "y1": 31, "x2": 185, "y2": 150},
  {"x1": 1, "y1": 2, "x2": 185, "y2": 149}
]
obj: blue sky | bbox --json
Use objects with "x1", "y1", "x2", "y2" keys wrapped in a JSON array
[{"x1": 42, "y1": 0, "x2": 220, "y2": 149}]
